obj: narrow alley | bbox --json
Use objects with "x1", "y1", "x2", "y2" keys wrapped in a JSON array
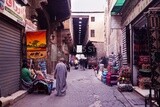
[
  {"x1": 1, "y1": 0, "x2": 160, "y2": 107},
  {"x1": 10, "y1": 68, "x2": 145, "y2": 107}
]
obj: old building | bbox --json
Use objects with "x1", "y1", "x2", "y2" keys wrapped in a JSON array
[
  {"x1": 104, "y1": 0, "x2": 122, "y2": 61},
  {"x1": 106, "y1": 0, "x2": 160, "y2": 106},
  {"x1": 71, "y1": 11, "x2": 106, "y2": 59},
  {"x1": 0, "y1": 0, "x2": 27, "y2": 97},
  {"x1": 0, "y1": 0, "x2": 71, "y2": 97},
  {"x1": 25, "y1": 0, "x2": 72, "y2": 74}
]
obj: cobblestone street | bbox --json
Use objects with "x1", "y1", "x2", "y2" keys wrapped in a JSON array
[{"x1": 11, "y1": 68, "x2": 139, "y2": 107}]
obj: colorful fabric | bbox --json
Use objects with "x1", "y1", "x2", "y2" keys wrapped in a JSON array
[{"x1": 38, "y1": 61, "x2": 46, "y2": 71}]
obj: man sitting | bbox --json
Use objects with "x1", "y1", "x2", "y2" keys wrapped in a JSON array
[
  {"x1": 21, "y1": 61, "x2": 35, "y2": 89},
  {"x1": 21, "y1": 60, "x2": 53, "y2": 94}
]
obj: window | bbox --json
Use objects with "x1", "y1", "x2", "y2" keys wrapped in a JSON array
[
  {"x1": 91, "y1": 30, "x2": 95, "y2": 37},
  {"x1": 91, "y1": 17, "x2": 95, "y2": 22}
]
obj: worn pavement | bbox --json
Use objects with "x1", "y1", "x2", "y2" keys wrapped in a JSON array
[{"x1": 10, "y1": 67, "x2": 145, "y2": 107}]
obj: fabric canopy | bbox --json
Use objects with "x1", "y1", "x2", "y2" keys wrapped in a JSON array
[{"x1": 111, "y1": 0, "x2": 126, "y2": 15}]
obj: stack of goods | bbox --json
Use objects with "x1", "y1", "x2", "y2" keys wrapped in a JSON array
[
  {"x1": 138, "y1": 77, "x2": 151, "y2": 89},
  {"x1": 97, "y1": 64, "x2": 104, "y2": 80},
  {"x1": 117, "y1": 83, "x2": 133, "y2": 92},
  {"x1": 118, "y1": 66, "x2": 131, "y2": 84},
  {"x1": 138, "y1": 56, "x2": 151, "y2": 89},
  {"x1": 101, "y1": 69, "x2": 108, "y2": 84},
  {"x1": 118, "y1": 66, "x2": 133, "y2": 92},
  {"x1": 106, "y1": 65, "x2": 119, "y2": 86},
  {"x1": 97, "y1": 70, "x2": 102, "y2": 80}
]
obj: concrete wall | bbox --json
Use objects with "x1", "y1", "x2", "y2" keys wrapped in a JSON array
[
  {"x1": 104, "y1": 0, "x2": 122, "y2": 57},
  {"x1": 92, "y1": 42, "x2": 106, "y2": 59},
  {"x1": 69, "y1": 17, "x2": 74, "y2": 45},
  {"x1": 122, "y1": 0, "x2": 153, "y2": 26},
  {"x1": 108, "y1": 29, "x2": 122, "y2": 55}
]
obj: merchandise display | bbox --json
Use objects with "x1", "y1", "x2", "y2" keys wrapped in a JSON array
[
  {"x1": 118, "y1": 66, "x2": 131, "y2": 84},
  {"x1": 138, "y1": 56, "x2": 151, "y2": 89},
  {"x1": 106, "y1": 65, "x2": 119, "y2": 86},
  {"x1": 101, "y1": 69, "x2": 107, "y2": 84},
  {"x1": 106, "y1": 71, "x2": 119, "y2": 86},
  {"x1": 117, "y1": 66, "x2": 132, "y2": 92}
]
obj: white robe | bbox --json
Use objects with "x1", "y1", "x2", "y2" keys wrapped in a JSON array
[{"x1": 55, "y1": 62, "x2": 67, "y2": 95}]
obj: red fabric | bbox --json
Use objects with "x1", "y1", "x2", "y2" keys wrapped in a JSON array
[{"x1": 36, "y1": 74, "x2": 45, "y2": 80}]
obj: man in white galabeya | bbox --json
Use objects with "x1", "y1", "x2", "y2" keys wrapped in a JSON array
[{"x1": 54, "y1": 57, "x2": 67, "y2": 96}]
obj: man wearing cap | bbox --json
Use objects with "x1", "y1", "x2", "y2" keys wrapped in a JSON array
[{"x1": 54, "y1": 57, "x2": 67, "y2": 96}]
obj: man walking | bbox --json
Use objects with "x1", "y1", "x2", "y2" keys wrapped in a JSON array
[{"x1": 54, "y1": 57, "x2": 67, "y2": 96}]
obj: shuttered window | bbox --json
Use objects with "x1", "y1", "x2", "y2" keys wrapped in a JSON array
[{"x1": 91, "y1": 30, "x2": 95, "y2": 37}]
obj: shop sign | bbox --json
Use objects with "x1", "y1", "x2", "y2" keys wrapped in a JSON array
[
  {"x1": 123, "y1": 0, "x2": 153, "y2": 26},
  {"x1": 25, "y1": 19, "x2": 37, "y2": 31},
  {"x1": 0, "y1": 0, "x2": 26, "y2": 26}
]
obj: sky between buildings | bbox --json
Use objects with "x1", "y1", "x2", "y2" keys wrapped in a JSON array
[{"x1": 71, "y1": 0, "x2": 106, "y2": 12}]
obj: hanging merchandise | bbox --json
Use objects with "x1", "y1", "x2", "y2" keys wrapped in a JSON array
[
  {"x1": 26, "y1": 31, "x2": 47, "y2": 59},
  {"x1": 146, "y1": 8, "x2": 160, "y2": 106}
]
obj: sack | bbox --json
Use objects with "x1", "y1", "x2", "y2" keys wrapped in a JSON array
[
  {"x1": 118, "y1": 83, "x2": 133, "y2": 92},
  {"x1": 52, "y1": 80, "x2": 56, "y2": 89}
]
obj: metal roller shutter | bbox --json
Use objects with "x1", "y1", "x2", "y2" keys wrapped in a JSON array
[
  {"x1": 0, "y1": 19, "x2": 21, "y2": 97},
  {"x1": 122, "y1": 27, "x2": 127, "y2": 65}
]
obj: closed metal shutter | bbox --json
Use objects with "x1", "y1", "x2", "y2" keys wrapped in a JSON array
[
  {"x1": 0, "y1": 19, "x2": 21, "y2": 97},
  {"x1": 122, "y1": 27, "x2": 127, "y2": 65}
]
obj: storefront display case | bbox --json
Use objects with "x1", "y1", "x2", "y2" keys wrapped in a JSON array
[{"x1": 138, "y1": 56, "x2": 151, "y2": 89}]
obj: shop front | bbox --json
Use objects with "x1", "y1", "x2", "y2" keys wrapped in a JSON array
[
  {"x1": 123, "y1": 0, "x2": 160, "y2": 106},
  {"x1": 120, "y1": 0, "x2": 149, "y2": 85},
  {"x1": 0, "y1": 0, "x2": 26, "y2": 97},
  {"x1": 132, "y1": 16, "x2": 151, "y2": 90},
  {"x1": 131, "y1": 0, "x2": 160, "y2": 87},
  {"x1": 117, "y1": 1, "x2": 160, "y2": 105}
]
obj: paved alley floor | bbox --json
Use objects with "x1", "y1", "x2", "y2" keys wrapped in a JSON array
[{"x1": 10, "y1": 68, "x2": 144, "y2": 107}]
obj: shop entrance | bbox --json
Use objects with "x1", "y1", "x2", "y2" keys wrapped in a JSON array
[{"x1": 0, "y1": 18, "x2": 21, "y2": 97}]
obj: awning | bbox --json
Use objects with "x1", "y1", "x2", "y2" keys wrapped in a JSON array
[{"x1": 111, "y1": 0, "x2": 126, "y2": 15}]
